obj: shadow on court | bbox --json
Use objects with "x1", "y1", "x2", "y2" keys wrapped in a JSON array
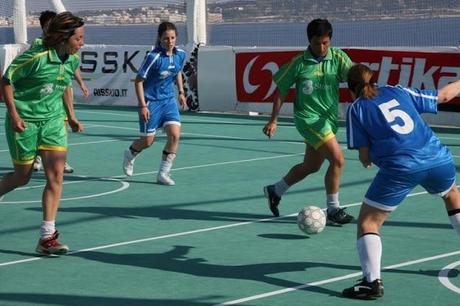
[
  {"x1": 72, "y1": 245, "x2": 345, "y2": 298},
  {"x1": 0, "y1": 293, "x2": 217, "y2": 306}
]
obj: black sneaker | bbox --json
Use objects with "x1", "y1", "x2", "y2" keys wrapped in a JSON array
[
  {"x1": 263, "y1": 185, "x2": 281, "y2": 217},
  {"x1": 327, "y1": 207, "x2": 353, "y2": 225},
  {"x1": 342, "y1": 278, "x2": 384, "y2": 299}
]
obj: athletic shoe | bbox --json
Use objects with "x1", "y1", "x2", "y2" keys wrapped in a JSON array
[
  {"x1": 123, "y1": 149, "x2": 135, "y2": 176},
  {"x1": 33, "y1": 156, "x2": 43, "y2": 171},
  {"x1": 327, "y1": 207, "x2": 354, "y2": 225},
  {"x1": 157, "y1": 172, "x2": 175, "y2": 185},
  {"x1": 342, "y1": 278, "x2": 384, "y2": 299},
  {"x1": 64, "y1": 162, "x2": 74, "y2": 173},
  {"x1": 35, "y1": 230, "x2": 69, "y2": 255},
  {"x1": 263, "y1": 185, "x2": 281, "y2": 217}
]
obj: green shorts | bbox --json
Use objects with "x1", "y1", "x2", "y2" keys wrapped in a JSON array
[
  {"x1": 5, "y1": 115, "x2": 67, "y2": 165},
  {"x1": 294, "y1": 115, "x2": 338, "y2": 149}
]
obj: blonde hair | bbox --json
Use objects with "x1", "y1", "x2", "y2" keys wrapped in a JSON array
[
  {"x1": 43, "y1": 12, "x2": 84, "y2": 48},
  {"x1": 347, "y1": 64, "x2": 378, "y2": 99}
]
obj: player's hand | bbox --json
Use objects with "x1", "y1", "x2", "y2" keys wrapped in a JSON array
[
  {"x1": 263, "y1": 121, "x2": 277, "y2": 138},
  {"x1": 68, "y1": 117, "x2": 84, "y2": 132},
  {"x1": 11, "y1": 115, "x2": 26, "y2": 132},
  {"x1": 178, "y1": 93, "x2": 187, "y2": 110},
  {"x1": 139, "y1": 106, "x2": 150, "y2": 122},
  {"x1": 80, "y1": 84, "x2": 90, "y2": 98}
]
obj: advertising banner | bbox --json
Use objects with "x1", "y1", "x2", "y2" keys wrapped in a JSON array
[
  {"x1": 75, "y1": 45, "x2": 151, "y2": 106},
  {"x1": 235, "y1": 48, "x2": 460, "y2": 107}
]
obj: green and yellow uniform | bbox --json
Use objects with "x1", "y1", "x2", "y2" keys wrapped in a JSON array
[
  {"x1": 3, "y1": 44, "x2": 80, "y2": 164},
  {"x1": 273, "y1": 47, "x2": 352, "y2": 149}
]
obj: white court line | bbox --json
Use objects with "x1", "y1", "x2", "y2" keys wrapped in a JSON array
[
  {"x1": 0, "y1": 187, "x2": 448, "y2": 268},
  {"x1": 438, "y1": 260, "x2": 460, "y2": 294},
  {"x1": 215, "y1": 250, "x2": 460, "y2": 306},
  {"x1": 0, "y1": 153, "x2": 305, "y2": 199}
]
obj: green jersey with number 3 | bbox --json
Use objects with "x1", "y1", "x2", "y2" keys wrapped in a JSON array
[{"x1": 274, "y1": 47, "x2": 352, "y2": 129}]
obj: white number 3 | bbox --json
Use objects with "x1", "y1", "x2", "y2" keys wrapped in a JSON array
[{"x1": 378, "y1": 99, "x2": 414, "y2": 134}]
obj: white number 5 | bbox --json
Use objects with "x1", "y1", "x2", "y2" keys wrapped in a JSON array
[{"x1": 378, "y1": 99, "x2": 414, "y2": 134}]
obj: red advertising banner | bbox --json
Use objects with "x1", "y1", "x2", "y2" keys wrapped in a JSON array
[{"x1": 235, "y1": 48, "x2": 460, "y2": 107}]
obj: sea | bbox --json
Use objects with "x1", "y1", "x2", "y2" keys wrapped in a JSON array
[{"x1": 1, "y1": 18, "x2": 459, "y2": 47}]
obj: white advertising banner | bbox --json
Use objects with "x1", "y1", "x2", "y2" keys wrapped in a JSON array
[{"x1": 75, "y1": 44, "x2": 152, "y2": 106}]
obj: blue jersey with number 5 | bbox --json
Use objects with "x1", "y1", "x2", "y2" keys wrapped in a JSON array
[{"x1": 346, "y1": 85, "x2": 452, "y2": 173}]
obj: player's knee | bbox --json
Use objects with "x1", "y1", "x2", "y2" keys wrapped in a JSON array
[
  {"x1": 168, "y1": 133, "x2": 180, "y2": 145},
  {"x1": 331, "y1": 155, "x2": 345, "y2": 169},
  {"x1": 14, "y1": 174, "x2": 31, "y2": 187}
]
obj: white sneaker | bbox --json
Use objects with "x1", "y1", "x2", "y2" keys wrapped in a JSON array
[
  {"x1": 33, "y1": 156, "x2": 43, "y2": 171},
  {"x1": 123, "y1": 149, "x2": 135, "y2": 176},
  {"x1": 157, "y1": 172, "x2": 175, "y2": 185},
  {"x1": 64, "y1": 162, "x2": 74, "y2": 173}
]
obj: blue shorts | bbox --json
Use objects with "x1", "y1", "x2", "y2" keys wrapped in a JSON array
[
  {"x1": 364, "y1": 162, "x2": 456, "y2": 211},
  {"x1": 140, "y1": 97, "x2": 181, "y2": 136}
]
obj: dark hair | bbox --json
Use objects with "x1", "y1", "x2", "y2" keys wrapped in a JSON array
[
  {"x1": 155, "y1": 21, "x2": 177, "y2": 48},
  {"x1": 39, "y1": 10, "x2": 57, "y2": 32},
  {"x1": 307, "y1": 19, "x2": 333, "y2": 42},
  {"x1": 347, "y1": 64, "x2": 378, "y2": 99},
  {"x1": 43, "y1": 12, "x2": 84, "y2": 48}
]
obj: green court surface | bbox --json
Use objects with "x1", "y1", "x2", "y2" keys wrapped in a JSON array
[{"x1": 0, "y1": 105, "x2": 459, "y2": 306}]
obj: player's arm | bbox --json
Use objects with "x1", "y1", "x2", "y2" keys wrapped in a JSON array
[
  {"x1": 1, "y1": 77, "x2": 25, "y2": 132},
  {"x1": 74, "y1": 67, "x2": 89, "y2": 98},
  {"x1": 438, "y1": 79, "x2": 460, "y2": 104},
  {"x1": 358, "y1": 147, "x2": 372, "y2": 169},
  {"x1": 176, "y1": 72, "x2": 186, "y2": 109},
  {"x1": 134, "y1": 76, "x2": 149, "y2": 122},
  {"x1": 263, "y1": 89, "x2": 285, "y2": 138},
  {"x1": 63, "y1": 86, "x2": 83, "y2": 132}
]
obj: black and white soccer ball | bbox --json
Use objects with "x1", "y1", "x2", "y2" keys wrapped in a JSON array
[{"x1": 297, "y1": 206, "x2": 326, "y2": 235}]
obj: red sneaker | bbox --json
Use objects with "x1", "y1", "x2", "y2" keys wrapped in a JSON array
[{"x1": 36, "y1": 230, "x2": 69, "y2": 255}]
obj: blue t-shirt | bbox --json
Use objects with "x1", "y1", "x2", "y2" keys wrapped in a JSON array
[
  {"x1": 137, "y1": 46, "x2": 186, "y2": 102},
  {"x1": 346, "y1": 85, "x2": 452, "y2": 173}
]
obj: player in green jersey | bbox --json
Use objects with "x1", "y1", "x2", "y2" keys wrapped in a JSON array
[
  {"x1": 263, "y1": 19, "x2": 354, "y2": 224},
  {"x1": 0, "y1": 12, "x2": 85, "y2": 255},
  {"x1": 32, "y1": 10, "x2": 89, "y2": 173}
]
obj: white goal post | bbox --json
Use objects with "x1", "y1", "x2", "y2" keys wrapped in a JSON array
[{"x1": 10, "y1": 0, "x2": 207, "y2": 47}]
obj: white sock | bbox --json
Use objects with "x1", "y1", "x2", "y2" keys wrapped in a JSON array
[
  {"x1": 448, "y1": 210, "x2": 460, "y2": 235},
  {"x1": 274, "y1": 179, "x2": 289, "y2": 196},
  {"x1": 40, "y1": 220, "x2": 55, "y2": 240},
  {"x1": 357, "y1": 233, "x2": 382, "y2": 282},
  {"x1": 159, "y1": 153, "x2": 176, "y2": 174},
  {"x1": 326, "y1": 193, "x2": 340, "y2": 211}
]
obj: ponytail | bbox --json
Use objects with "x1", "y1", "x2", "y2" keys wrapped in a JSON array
[{"x1": 347, "y1": 64, "x2": 378, "y2": 99}]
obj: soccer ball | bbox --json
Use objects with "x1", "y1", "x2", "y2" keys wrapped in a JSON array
[{"x1": 297, "y1": 206, "x2": 326, "y2": 235}]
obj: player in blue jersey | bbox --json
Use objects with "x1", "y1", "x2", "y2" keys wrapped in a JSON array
[
  {"x1": 342, "y1": 64, "x2": 460, "y2": 299},
  {"x1": 122, "y1": 21, "x2": 187, "y2": 185}
]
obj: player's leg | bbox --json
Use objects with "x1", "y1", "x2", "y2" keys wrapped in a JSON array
[
  {"x1": 421, "y1": 162, "x2": 460, "y2": 236},
  {"x1": 157, "y1": 123, "x2": 180, "y2": 185},
  {"x1": 1, "y1": 118, "x2": 36, "y2": 197},
  {"x1": 35, "y1": 117, "x2": 69, "y2": 255},
  {"x1": 316, "y1": 137, "x2": 353, "y2": 224},
  {"x1": 0, "y1": 164, "x2": 33, "y2": 196},
  {"x1": 37, "y1": 149, "x2": 69, "y2": 255},
  {"x1": 123, "y1": 102, "x2": 159, "y2": 176},
  {"x1": 264, "y1": 143, "x2": 325, "y2": 217},
  {"x1": 157, "y1": 99, "x2": 181, "y2": 186},
  {"x1": 343, "y1": 170, "x2": 416, "y2": 299},
  {"x1": 342, "y1": 203, "x2": 387, "y2": 299},
  {"x1": 123, "y1": 135, "x2": 155, "y2": 176},
  {"x1": 443, "y1": 186, "x2": 460, "y2": 235}
]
